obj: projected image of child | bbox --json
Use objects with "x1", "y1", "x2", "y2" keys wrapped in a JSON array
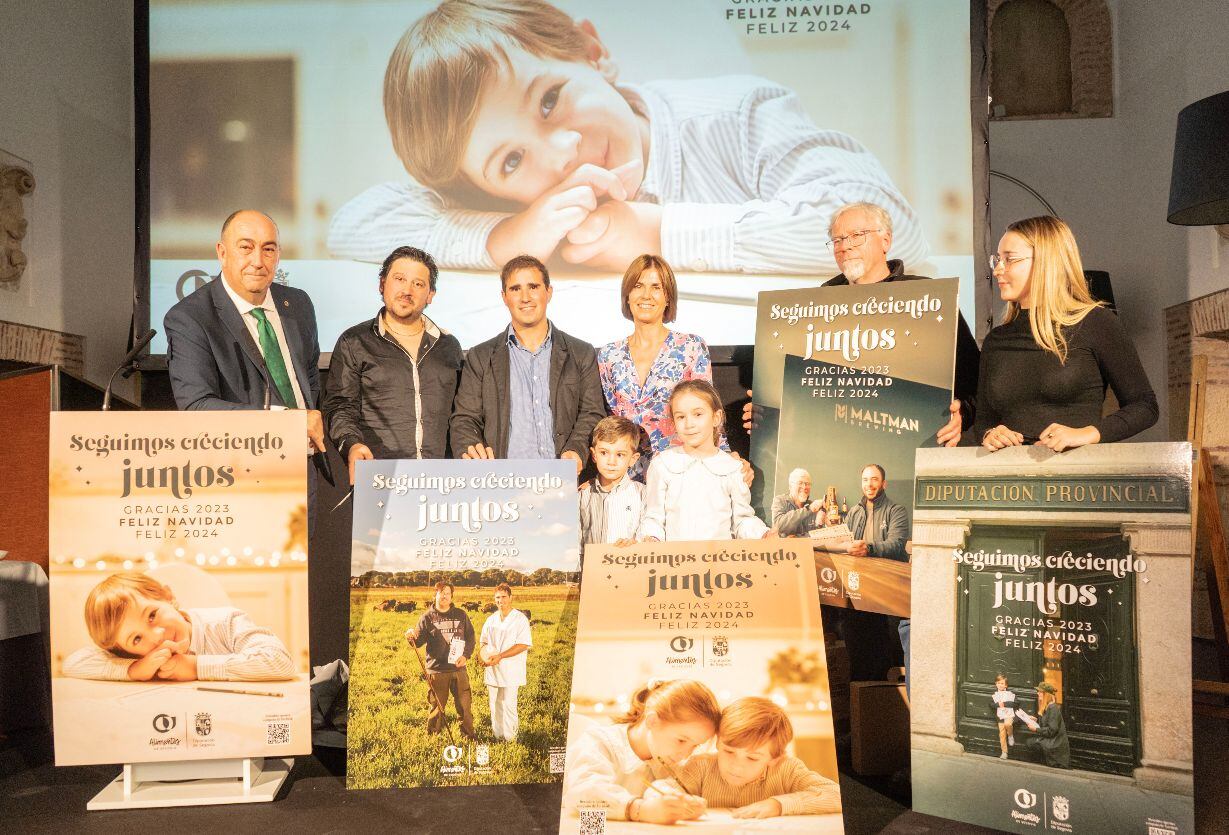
[
  {"x1": 61, "y1": 572, "x2": 295, "y2": 682},
  {"x1": 328, "y1": 0, "x2": 926, "y2": 276}
]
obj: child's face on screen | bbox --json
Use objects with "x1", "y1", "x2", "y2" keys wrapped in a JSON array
[
  {"x1": 716, "y1": 738, "x2": 777, "y2": 787},
  {"x1": 114, "y1": 592, "x2": 191, "y2": 657},
  {"x1": 459, "y1": 46, "x2": 645, "y2": 206},
  {"x1": 996, "y1": 679, "x2": 1007, "y2": 691}
]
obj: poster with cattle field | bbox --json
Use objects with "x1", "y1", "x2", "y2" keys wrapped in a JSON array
[{"x1": 346, "y1": 459, "x2": 579, "y2": 789}]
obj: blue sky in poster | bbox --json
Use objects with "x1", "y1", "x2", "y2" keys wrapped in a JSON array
[{"x1": 350, "y1": 459, "x2": 579, "y2": 577}]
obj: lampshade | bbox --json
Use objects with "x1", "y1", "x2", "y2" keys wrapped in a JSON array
[{"x1": 1167, "y1": 90, "x2": 1229, "y2": 226}]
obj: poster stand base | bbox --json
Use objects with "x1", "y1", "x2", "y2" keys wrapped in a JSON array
[{"x1": 86, "y1": 757, "x2": 293, "y2": 810}]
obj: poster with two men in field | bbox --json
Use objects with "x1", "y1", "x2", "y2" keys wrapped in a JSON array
[{"x1": 347, "y1": 460, "x2": 579, "y2": 789}]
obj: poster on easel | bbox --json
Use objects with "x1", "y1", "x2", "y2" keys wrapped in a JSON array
[
  {"x1": 910, "y1": 443, "x2": 1195, "y2": 835},
  {"x1": 48, "y1": 411, "x2": 311, "y2": 766},
  {"x1": 559, "y1": 540, "x2": 844, "y2": 834},
  {"x1": 346, "y1": 459, "x2": 579, "y2": 789},
  {"x1": 749, "y1": 279, "x2": 959, "y2": 616}
]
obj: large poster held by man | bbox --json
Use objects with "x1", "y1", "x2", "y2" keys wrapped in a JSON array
[{"x1": 749, "y1": 278, "x2": 959, "y2": 617}]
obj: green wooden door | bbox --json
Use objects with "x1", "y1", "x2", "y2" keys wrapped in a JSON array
[
  {"x1": 1050, "y1": 532, "x2": 1139, "y2": 776},
  {"x1": 956, "y1": 526, "x2": 1139, "y2": 775},
  {"x1": 956, "y1": 527, "x2": 1044, "y2": 759}
]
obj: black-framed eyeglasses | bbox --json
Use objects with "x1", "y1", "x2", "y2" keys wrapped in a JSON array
[
  {"x1": 825, "y1": 229, "x2": 882, "y2": 251},
  {"x1": 989, "y1": 254, "x2": 1032, "y2": 269}
]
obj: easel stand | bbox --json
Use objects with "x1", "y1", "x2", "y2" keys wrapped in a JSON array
[
  {"x1": 86, "y1": 757, "x2": 293, "y2": 810},
  {"x1": 1188, "y1": 356, "x2": 1229, "y2": 718}
]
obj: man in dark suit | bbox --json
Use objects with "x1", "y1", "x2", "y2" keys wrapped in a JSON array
[
  {"x1": 164, "y1": 210, "x2": 326, "y2": 508},
  {"x1": 450, "y1": 254, "x2": 605, "y2": 472},
  {"x1": 164, "y1": 210, "x2": 324, "y2": 431}
]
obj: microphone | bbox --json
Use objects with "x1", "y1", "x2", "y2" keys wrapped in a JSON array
[
  {"x1": 102, "y1": 329, "x2": 156, "y2": 411},
  {"x1": 250, "y1": 352, "x2": 274, "y2": 410}
]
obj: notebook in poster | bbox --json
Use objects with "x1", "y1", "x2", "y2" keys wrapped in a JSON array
[
  {"x1": 749, "y1": 279, "x2": 958, "y2": 616},
  {"x1": 559, "y1": 540, "x2": 844, "y2": 833},
  {"x1": 47, "y1": 411, "x2": 311, "y2": 766},
  {"x1": 910, "y1": 444, "x2": 1194, "y2": 835},
  {"x1": 346, "y1": 459, "x2": 579, "y2": 789}
]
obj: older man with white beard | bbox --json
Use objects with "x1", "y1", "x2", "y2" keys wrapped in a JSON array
[
  {"x1": 742, "y1": 201, "x2": 981, "y2": 445},
  {"x1": 821, "y1": 201, "x2": 981, "y2": 444}
]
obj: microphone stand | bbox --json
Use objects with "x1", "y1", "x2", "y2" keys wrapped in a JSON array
[{"x1": 102, "y1": 329, "x2": 156, "y2": 411}]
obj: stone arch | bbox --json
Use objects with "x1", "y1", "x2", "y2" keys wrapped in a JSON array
[{"x1": 988, "y1": 0, "x2": 1113, "y2": 119}]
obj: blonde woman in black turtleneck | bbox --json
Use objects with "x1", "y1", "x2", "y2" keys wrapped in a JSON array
[{"x1": 968, "y1": 216, "x2": 1157, "y2": 451}]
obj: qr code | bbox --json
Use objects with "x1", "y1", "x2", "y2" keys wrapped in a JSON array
[
  {"x1": 578, "y1": 809, "x2": 606, "y2": 835},
  {"x1": 549, "y1": 746, "x2": 566, "y2": 774},
  {"x1": 266, "y1": 722, "x2": 290, "y2": 745}
]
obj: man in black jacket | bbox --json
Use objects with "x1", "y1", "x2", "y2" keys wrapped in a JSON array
[
  {"x1": 450, "y1": 255, "x2": 605, "y2": 472},
  {"x1": 843, "y1": 464, "x2": 909, "y2": 561},
  {"x1": 321, "y1": 246, "x2": 462, "y2": 482},
  {"x1": 405, "y1": 581, "x2": 476, "y2": 738},
  {"x1": 743, "y1": 200, "x2": 980, "y2": 442},
  {"x1": 821, "y1": 201, "x2": 980, "y2": 442}
]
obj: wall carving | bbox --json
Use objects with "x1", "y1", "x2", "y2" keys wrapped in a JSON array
[{"x1": 0, "y1": 164, "x2": 36, "y2": 287}]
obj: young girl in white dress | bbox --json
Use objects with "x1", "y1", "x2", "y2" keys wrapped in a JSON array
[
  {"x1": 993, "y1": 673, "x2": 1017, "y2": 759},
  {"x1": 639, "y1": 380, "x2": 772, "y2": 542}
]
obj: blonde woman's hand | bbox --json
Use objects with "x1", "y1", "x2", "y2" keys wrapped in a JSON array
[
  {"x1": 981, "y1": 425, "x2": 1025, "y2": 451},
  {"x1": 936, "y1": 400, "x2": 962, "y2": 447},
  {"x1": 1036, "y1": 423, "x2": 1099, "y2": 452}
]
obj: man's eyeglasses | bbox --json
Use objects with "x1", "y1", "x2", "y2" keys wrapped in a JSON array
[
  {"x1": 825, "y1": 229, "x2": 882, "y2": 251},
  {"x1": 990, "y1": 254, "x2": 1032, "y2": 270}
]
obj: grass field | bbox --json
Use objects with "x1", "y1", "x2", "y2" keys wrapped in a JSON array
[{"x1": 347, "y1": 585, "x2": 578, "y2": 789}]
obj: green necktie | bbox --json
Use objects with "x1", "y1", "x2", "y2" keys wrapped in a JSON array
[{"x1": 249, "y1": 308, "x2": 297, "y2": 408}]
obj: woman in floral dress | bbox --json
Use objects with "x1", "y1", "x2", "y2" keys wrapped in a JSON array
[{"x1": 596, "y1": 255, "x2": 726, "y2": 481}]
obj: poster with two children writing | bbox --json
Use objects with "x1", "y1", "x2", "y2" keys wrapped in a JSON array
[
  {"x1": 47, "y1": 411, "x2": 311, "y2": 765},
  {"x1": 560, "y1": 540, "x2": 844, "y2": 833}
]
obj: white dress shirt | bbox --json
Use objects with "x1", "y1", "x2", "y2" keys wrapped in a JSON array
[
  {"x1": 219, "y1": 276, "x2": 306, "y2": 409},
  {"x1": 479, "y1": 607, "x2": 532, "y2": 688}
]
